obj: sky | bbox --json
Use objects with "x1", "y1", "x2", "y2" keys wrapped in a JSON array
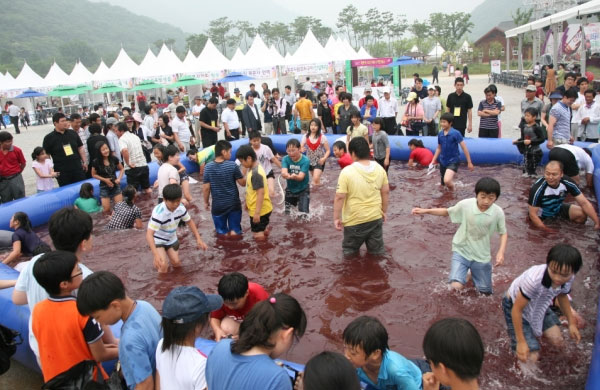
[{"x1": 90, "y1": 0, "x2": 488, "y2": 34}]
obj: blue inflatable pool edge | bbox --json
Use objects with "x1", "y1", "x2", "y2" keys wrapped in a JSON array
[{"x1": 0, "y1": 135, "x2": 598, "y2": 387}]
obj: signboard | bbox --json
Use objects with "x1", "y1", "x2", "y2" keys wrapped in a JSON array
[
  {"x1": 345, "y1": 60, "x2": 353, "y2": 93},
  {"x1": 585, "y1": 23, "x2": 600, "y2": 54},
  {"x1": 491, "y1": 60, "x2": 501, "y2": 74},
  {"x1": 350, "y1": 58, "x2": 393, "y2": 68}
]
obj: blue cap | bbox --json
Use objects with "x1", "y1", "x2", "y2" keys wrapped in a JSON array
[
  {"x1": 162, "y1": 286, "x2": 223, "y2": 324},
  {"x1": 549, "y1": 90, "x2": 563, "y2": 99}
]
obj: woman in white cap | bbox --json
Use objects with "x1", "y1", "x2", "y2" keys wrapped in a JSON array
[{"x1": 156, "y1": 286, "x2": 223, "y2": 390}]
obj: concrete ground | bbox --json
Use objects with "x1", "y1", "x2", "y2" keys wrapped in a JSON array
[{"x1": 0, "y1": 72, "x2": 529, "y2": 387}]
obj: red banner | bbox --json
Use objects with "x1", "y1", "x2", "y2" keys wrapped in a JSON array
[{"x1": 350, "y1": 58, "x2": 393, "y2": 68}]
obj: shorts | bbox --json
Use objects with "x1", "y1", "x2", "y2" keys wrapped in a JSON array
[
  {"x1": 285, "y1": 188, "x2": 310, "y2": 214},
  {"x1": 309, "y1": 163, "x2": 325, "y2": 171},
  {"x1": 212, "y1": 209, "x2": 242, "y2": 235},
  {"x1": 125, "y1": 166, "x2": 150, "y2": 190},
  {"x1": 375, "y1": 158, "x2": 389, "y2": 172},
  {"x1": 439, "y1": 163, "x2": 459, "y2": 185},
  {"x1": 300, "y1": 120, "x2": 311, "y2": 132},
  {"x1": 548, "y1": 147, "x2": 579, "y2": 177},
  {"x1": 502, "y1": 295, "x2": 561, "y2": 352},
  {"x1": 266, "y1": 170, "x2": 275, "y2": 179},
  {"x1": 479, "y1": 127, "x2": 499, "y2": 138},
  {"x1": 342, "y1": 218, "x2": 384, "y2": 255},
  {"x1": 449, "y1": 252, "x2": 493, "y2": 294},
  {"x1": 250, "y1": 212, "x2": 271, "y2": 232},
  {"x1": 179, "y1": 170, "x2": 189, "y2": 182},
  {"x1": 99, "y1": 184, "x2": 122, "y2": 198},
  {"x1": 155, "y1": 240, "x2": 180, "y2": 251},
  {"x1": 542, "y1": 203, "x2": 571, "y2": 220}
]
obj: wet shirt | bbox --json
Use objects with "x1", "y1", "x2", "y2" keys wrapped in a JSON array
[
  {"x1": 437, "y1": 128, "x2": 463, "y2": 166},
  {"x1": 203, "y1": 160, "x2": 243, "y2": 215},
  {"x1": 372, "y1": 131, "x2": 390, "y2": 160},
  {"x1": 11, "y1": 228, "x2": 42, "y2": 255},
  {"x1": 91, "y1": 156, "x2": 120, "y2": 188},
  {"x1": 356, "y1": 350, "x2": 422, "y2": 390},
  {"x1": 246, "y1": 165, "x2": 273, "y2": 217},
  {"x1": 148, "y1": 202, "x2": 191, "y2": 245},
  {"x1": 210, "y1": 282, "x2": 269, "y2": 321},
  {"x1": 528, "y1": 177, "x2": 581, "y2": 218},
  {"x1": 106, "y1": 202, "x2": 142, "y2": 230},
  {"x1": 282, "y1": 154, "x2": 310, "y2": 194}
]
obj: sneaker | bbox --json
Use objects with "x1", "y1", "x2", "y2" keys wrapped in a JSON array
[{"x1": 522, "y1": 173, "x2": 529, "y2": 177}]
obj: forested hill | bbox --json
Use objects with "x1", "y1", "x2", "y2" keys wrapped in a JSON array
[
  {"x1": 469, "y1": 0, "x2": 523, "y2": 41},
  {"x1": 0, "y1": 0, "x2": 188, "y2": 77}
]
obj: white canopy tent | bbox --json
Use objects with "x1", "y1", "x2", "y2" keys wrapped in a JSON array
[
  {"x1": 238, "y1": 34, "x2": 282, "y2": 68},
  {"x1": 459, "y1": 40, "x2": 471, "y2": 52},
  {"x1": 228, "y1": 47, "x2": 247, "y2": 70},
  {"x1": 338, "y1": 38, "x2": 361, "y2": 60},
  {"x1": 101, "y1": 48, "x2": 139, "y2": 82},
  {"x1": 428, "y1": 42, "x2": 445, "y2": 58},
  {"x1": 136, "y1": 48, "x2": 159, "y2": 79},
  {"x1": 92, "y1": 60, "x2": 111, "y2": 82},
  {"x1": 68, "y1": 61, "x2": 94, "y2": 85},
  {"x1": 42, "y1": 62, "x2": 70, "y2": 88},
  {"x1": 181, "y1": 49, "x2": 198, "y2": 74},
  {"x1": 2, "y1": 72, "x2": 17, "y2": 91},
  {"x1": 356, "y1": 47, "x2": 372, "y2": 59},
  {"x1": 14, "y1": 62, "x2": 46, "y2": 90},
  {"x1": 196, "y1": 39, "x2": 231, "y2": 71},
  {"x1": 154, "y1": 44, "x2": 185, "y2": 75},
  {"x1": 288, "y1": 30, "x2": 329, "y2": 65},
  {"x1": 410, "y1": 45, "x2": 419, "y2": 53},
  {"x1": 324, "y1": 35, "x2": 351, "y2": 62},
  {"x1": 269, "y1": 45, "x2": 285, "y2": 65}
]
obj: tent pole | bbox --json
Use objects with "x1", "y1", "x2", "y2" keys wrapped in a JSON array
[
  {"x1": 518, "y1": 34, "x2": 523, "y2": 74},
  {"x1": 552, "y1": 24, "x2": 559, "y2": 67},
  {"x1": 581, "y1": 16, "x2": 587, "y2": 75},
  {"x1": 506, "y1": 38, "x2": 510, "y2": 72}
]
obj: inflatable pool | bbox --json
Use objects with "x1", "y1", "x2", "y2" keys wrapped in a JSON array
[{"x1": 0, "y1": 135, "x2": 598, "y2": 387}]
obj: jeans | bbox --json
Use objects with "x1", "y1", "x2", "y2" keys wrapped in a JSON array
[
  {"x1": 449, "y1": 251, "x2": 493, "y2": 293},
  {"x1": 10, "y1": 116, "x2": 19, "y2": 134},
  {"x1": 285, "y1": 188, "x2": 310, "y2": 214},
  {"x1": 212, "y1": 209, "x2": 242, "y2": 235},
  {"x1": 502, "y1": 295, "x2": 560, "y2": 351},
  {"x1": 342, "y1": 218, "x2": 384, "y2": 255}
]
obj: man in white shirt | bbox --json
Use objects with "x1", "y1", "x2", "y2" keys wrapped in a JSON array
[
  {"x1": 167, "y1": 95, "x2": 183, "y2": 119},
  {"x1": 116, "y1": 122, "x2": 151, "y2": 193},
  {"x1": 191, "y1": 96, "x2": 205, "y2": 147},
  {"x1": 377, "y1": 89, "x2": 398, "y2": 135},
  {"x1": 7, "y1": 101, "x2": 21, "y2": 134},
  {"x1": 577, "y1": 89, "x2": 600, "y2": 142},
  {"x1": 222, "y1": 99, "x2": 240, "y2": 139},
  {"x1": 302, "y1": 77, "x2": 312, "y2": 93},
  {"x1": 549, "y1": 143, "x2": 595, "y2": 187},
  {"x1": 421, "y1": 86, "x2": 442, "y2": 136},
  {"x1": 171, "y1": 105, "x2": 192, "y2": 152}
]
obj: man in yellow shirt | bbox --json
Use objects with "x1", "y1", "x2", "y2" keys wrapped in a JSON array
[
  {"x1": 233, "y1": 88, "x2": 246, "y2": 137},
  {"x1": 236, "y1": 145, "x2": 273, "y2": 240},
  {"x1": 334, "y1": 137, "x2": 389, "y2": 256},
  {"x1": 294, "y1": 90, "x2": 315, "y2": 134}
]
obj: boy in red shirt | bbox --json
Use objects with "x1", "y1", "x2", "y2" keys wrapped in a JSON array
[
  {"x1": 210, "y1": 272, "x2": 269, "y2": 341},
  {"x1": 333, "y1": 141, "x2": 353, "y2": 169}
]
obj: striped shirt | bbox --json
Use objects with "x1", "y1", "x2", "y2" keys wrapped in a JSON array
[
  {"x1": 549, "y1": 101, "x2": 572, "y2": 140},
  {"x1": 508, "y1": 264, "x2": 573, "y2": 337},
  {"x1": 203, "y1": 160, "x2": 243, "y2": 215},
  {"x1": 477, "y1": 99, "x2": 502, "y2": 129},
  {"x1": 528, "y1": 177, "x2": 581, "y2": 218},
  {"x1": 148, "y1": 203, "x2": 191, "y2": 245}
]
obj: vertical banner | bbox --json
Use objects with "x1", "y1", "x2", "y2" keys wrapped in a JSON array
[
  {"x1": 490, "y1": 60, "x2": 501, "y2": 74},
  {"x1": 393, "y1": 62, "x2": 400, "y2": 97},
  {"x1": 345, "y1": 60, "x2": 353, "y2": 93}
]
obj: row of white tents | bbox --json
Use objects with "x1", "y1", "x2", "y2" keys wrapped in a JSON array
[{"x1": 0, "y1": 31, "x2": 372, "y2": 92}]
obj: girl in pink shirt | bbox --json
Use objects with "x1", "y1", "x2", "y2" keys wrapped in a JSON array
[{"x1": 31, "y1": 147, "x2": 57, "y2": 192}]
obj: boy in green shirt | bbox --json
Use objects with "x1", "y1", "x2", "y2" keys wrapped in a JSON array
[{"x1": 411, "y1": 177, "x2": 507, "y2": 294}]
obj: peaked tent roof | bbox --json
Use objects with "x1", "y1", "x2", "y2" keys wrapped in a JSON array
[
  {"x1": 101, "y1": 48, "x2": 139, "y2": 81},
  {"x1": 68, "y1": 61, "x2": 94, "y2": 85},
  {"x1": 154, "y1": 44, "x2": 185, "y2": 75},
  {"x1": 428, "y1": 42, "x2": 445, "y2": 57},
  {"x1": 196, "y1": 39, "x2": 231, "y2": 71},
  {"x1": 269, "y1": 45, "x2": 285, "y2": 65},
  {"x1": 356, "y1": 47, "x2": 372, "y2": 59},
  {"x1": 288, "y1": 30, "x2": 329, "y2": 65},
  {"x1": 228, "y1": 47, "x2": 247, "y2": 70},
  {"x1": 93, "y1": 60, "x2": 112, "y2": 82},
  {"x1": 1, "y1": 72, "x2": 17, "y2": 91},
  {"x1": 181, "y1": 50, "x2": 199, "y2": 74},
  {"x1": 410, "y1": 45, "x2": 419, "y2": 52},
  {"x1": 137, "y1": 48, "x2": 159, "y2": 79},
  {"x1": 14, "y1": 61, "x2": 46, "y2": 89},
  {"x1": 324, "y1": 35, "x2": 349, "y2": 62},
  {"x1": 338, "y1": 39, "x2": 361, "y2": 60},
  {"x1": 238, "y1": 35, "x2": 281, "y2": 68},
  {"x1": 42, "y1": 62, "x2": 70, "y2": 88}
]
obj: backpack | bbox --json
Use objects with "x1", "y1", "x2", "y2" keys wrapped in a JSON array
[
  {"x1": 0, "y1": 324, "x2": 22, "y2": 375},
  {"x1": 284, "y1": 99, "x2": 292, "y2": 120}
]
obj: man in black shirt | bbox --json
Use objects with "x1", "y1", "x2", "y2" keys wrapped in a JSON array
[
  {"x1": 199, "y1": 97, "x2": 220, "y2": 148},
  {"x1": 556, "y1": 72, "x2": 578, "y2": 96},
  {"x1": 86, "y1": 123, "x2": 109, "y2": 167},
  {"x1": 446, "y1": 77, "x2": 473, "y2": 136},
  {"x1": 411, "y1": 78, "x2": 428, "y2": 100},
  {"x1": 42, "y1": 113, "x2": 86, "y2": 186}
]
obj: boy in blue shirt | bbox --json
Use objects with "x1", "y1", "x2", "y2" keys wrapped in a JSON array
[
  {"x1": 77, "y1": 270, "x2": 162, "y2": 389},
  {"x1": 343, "y1": 316, "x2": 422, "y2": 390},
  {"x1": 281, "y1": 138, "x2": 310, "y2": 216},
  {"x1": 430, "y1": 112, "x2": 474, "y2": 190}
]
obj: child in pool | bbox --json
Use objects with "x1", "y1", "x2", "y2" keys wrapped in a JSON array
[
  {"x1": 31, "y1": 147, "x2": 57, "y2": 193},
  {"x1": 74, "y1": 183, "x2": 102, "y2": 213},
  {"x1": 106, "y1": 185, "x2": 142, "y2": 230},
  {"x1": 513, "y1": 107, "x2": 544, "y2": 177},
  {"x1": 2, "y1": 212, "x2": 50, "y2": 265},
  {"x1": 154, "y1": 144, "x2": 192, "y2": 203},
  {"x1": 281, "y1": 138, "x2": 311, "y2": 216},
  {"x1": 156, "y1": 145, "x2": 182, "y2": 204},
  {"x1": 249, "y1": 131, "x2": 282, "y2": 197},
  {"x1": 421, "y1": 318, "x2": 484, "y2": 390},
  {"x1": 343, "y1": 316, "x2": 422, "y2": 390},
  {"x1": 210, "y1": 271, "x2": 269, "y2": 341},
  {"x1": 430, "y1": 112, "x2": 474, "y2": 190},
  {"x1": 146, "y1": 184, "x2": 207, "y2": 273},
  {"x1": 206, "y1": 293, "x2": 306, "y2": 390},
  {"x1": 91, "y1": 141, "x2": 124, "y2": 213},
  {"x1": 301, "y1": 351, "x2": 361, "y2": 390},
  {"x1": 412, "y1": 177, "x2": 507, "y2": 294},
  {"x1": 300, "y1": 119, "x2": 330, "y2": 186},
  {"x1": 407, "y1": 139, "x2": 434, "y2": 168},
  {"x1": 333, "y1": 141, "x2": 353, "y2": 169},
  {"x1": 371, "y1": 117, "x2": 390, "y2": 171},
  {"x1": 187, "y1": 145, "x2": 215, "y2": 177},
  {"x1": 502, "y1": 244, "x2": 582, "y2": 364},
  {"x1": 156, "y1": 286, "x2": 223, "y2": 390}
]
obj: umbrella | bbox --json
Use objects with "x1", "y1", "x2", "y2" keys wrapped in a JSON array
[
  {"x1": 92, "y1": 84, "x2": 128, "y2": 94},
  {"x1": 76, "y1": 84, "x2": 93, "y2": 92},
  {"x1": 14, "y1": 89, "x2": 46, "y2": 98},
  {"x1": 217, "y1": 72, "x2": 254, "y2": 83},
  {"x1": 166, "y1": 76, "x2": 206, "y2": 88},
  {"x1": 130, "y1": 80, "x2": 165, "y2": 91},
  {"x1": 48, "y1": 86, "x2": 88, "y2": 97},
  {"x1": 389, "y1": 58, "x2": 424, "y2": 67}
]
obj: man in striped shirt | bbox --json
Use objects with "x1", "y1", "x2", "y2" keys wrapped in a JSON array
[
  {"x1": 527, "y1": 161, "x2": 599, "y2": 231},
  {"x1": 547, "y1": 89, "x2": 577, "y2": 148},
  {"x1": 476, "y1": 86, "x2": 502, "y2": 138},
  {"x1": 502, "y1": 244, "x2": 582, "y2": 363}
]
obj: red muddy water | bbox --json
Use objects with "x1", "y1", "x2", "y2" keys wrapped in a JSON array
[{"x1": 22, "y1": 160, "x2": 600, "y2": 389}]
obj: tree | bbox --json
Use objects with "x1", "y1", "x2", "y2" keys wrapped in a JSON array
[
  {"x1": 58, "y1": 40, "x2": 100, "y2": 69},
  {"x1": 186, "y1": 33, "x2": 208, "y2": 56},
  {"x1": 208, "y1": 17, "x2": 235, "y2": 54},
  {"x1": 290, "y1": 16, "x2": 313, "y2": 45},
  {"x1": 489, "y1": 42, "x2": 504, "y2": 59},
  {"x1": 236, "y1": 20, "x2": 256, "y2": 51},
  {"x1": 336, "y1": 5, "x2": 360, "y2": 47},
  {"x1": 429, "y1": 12, "x2": 474, "y2": 52},
  {"x1": 386, "y1": 14, "x2": 408, "y2": 55},
  {"x1": 271, "y1": 22, "x2": 291, "y2": 54},
  {"x1": 512, "y1": 7, "x2": 534, "y2": 26},
  {"x1": 257, "y1": 21, "x2": 275, "y2": 47}
]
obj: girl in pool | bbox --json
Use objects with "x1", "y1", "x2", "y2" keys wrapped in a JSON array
[
  {"x1": 106, "y1": 185, "x2": 142, "y2": 230},
  {"x1": 2, "y1": 212, "x2": 50, "y2": 265},
  {"x1": 156, "y1": 286, "x2": 223, "y2": 390},
  {"x1": 153, "y1": 144, "x2": 193, "y2": 203},
  {"x1": 91, "y1": 141, "x2": 124, "y2": 213},
  {"x1": 31, "y1": 147, "x2": 58, "y2": 193},
  {"x1": 206, "y1": 293, "x2": 307, "y2": 390},
  {"x1": 74, "y1": 183, "x2": 102, "y2": 213},
  {"x1": 301, "y1": 118, "x2": 330, "y2": 186},
  {"x1": 407, "y1": 139, "x2": 434, "y2": 168}
]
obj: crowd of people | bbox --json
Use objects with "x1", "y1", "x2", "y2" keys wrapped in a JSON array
[{"x1": 0, "y1": 69, "x2": 597, "y2": 389}]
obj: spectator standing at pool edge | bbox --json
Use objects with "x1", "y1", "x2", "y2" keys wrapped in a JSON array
[
  {"x1": 446, "y1": 77, "x2": 473, "y2": 136},
  {"x1": 334, "y1": 137, "x2": 389, "y2": 256},
  {"x1": 546, "y1": 89, "x2": 577, "y2": 148},
  {"x1": 43, "y1": 113, "x2": 87, "y2": 187},
  {"x1": 0, "y1": 131, "x2": 26, "y2": 203}
]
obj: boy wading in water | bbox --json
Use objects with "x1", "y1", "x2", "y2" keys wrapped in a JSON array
[{"x1": 412, "y1": 177, "x2": 507, "y2": 294}]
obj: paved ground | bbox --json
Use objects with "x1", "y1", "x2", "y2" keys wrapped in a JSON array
[{"x1": 0, "y1": 72, "x2": 530, "y2": 388}]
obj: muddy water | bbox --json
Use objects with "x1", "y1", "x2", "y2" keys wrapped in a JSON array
[{"x1": 23, "y1": 160, "x2": 600, "y2": 389}]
